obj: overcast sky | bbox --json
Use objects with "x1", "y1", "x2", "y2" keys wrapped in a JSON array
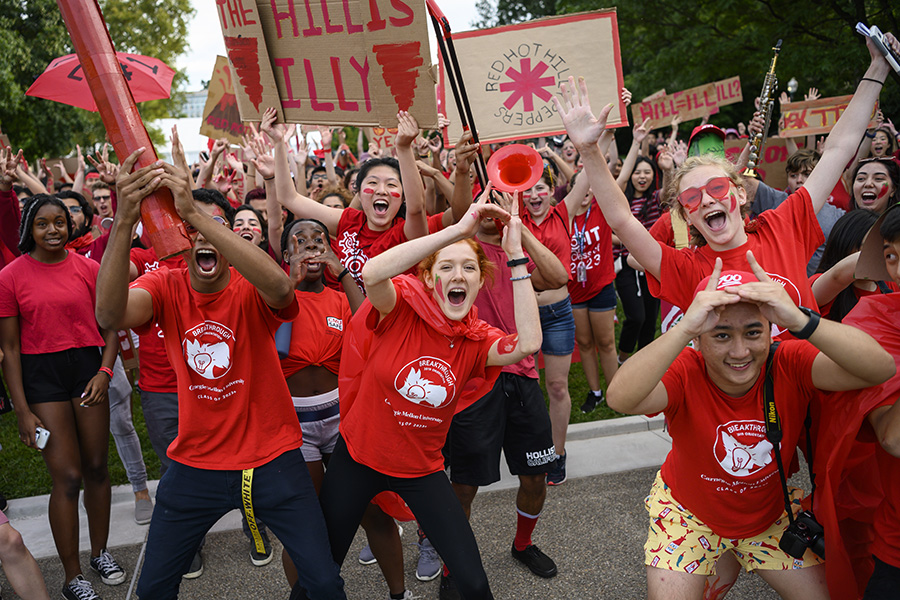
[{"x1": 177, "y1": 0, "x2": 482, "y2": 90}]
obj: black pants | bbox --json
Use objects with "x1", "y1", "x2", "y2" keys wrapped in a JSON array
[
  {"x1": 319, "y1": 437, "x2": 493, "y2": 599},
  {"x1": 615, "y1": 263, "x2": 659, "y2": 353},
  {"x1": 864, "y1": 555, "x2": 900, "y2": 599}
]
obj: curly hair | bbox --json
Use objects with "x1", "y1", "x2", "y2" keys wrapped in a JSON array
[
  {"x1": 663, "y1": 155, "x2": 751, "y2": 247},
  {"x1": 318, "y1": 184, "x2": 353, "y2": 208},
  {"x1": 416, "y1": 238, "x2": 495, "y2": 288}
]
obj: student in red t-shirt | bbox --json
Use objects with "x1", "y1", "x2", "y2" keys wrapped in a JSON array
[
  {"x1": 95, "y1": 151, "x2": 346, "y2": 600},
  {"x1": 263, "y1": 108, "x2": 470, "y2": 289},
  {"x1": 521, "y1": 167, "x2": 586, "y2": 485},
  {"x1": 552, "y1": 34, "x2": 895, "y2": 322},
  {"x1": 607, "y1": 254, "x2": 893, "y2": 599},
  {"x1": 0, "y1": 194, "x2": 124, "y2": 600},
  {"x1": 318, "y1": 187, "x2": 540, "y2": 600}
]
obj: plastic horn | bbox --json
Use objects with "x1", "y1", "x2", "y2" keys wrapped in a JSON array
[
  {"x1": 486, "y1": 144, "x2": 544, "y2": 193},
  {"x1": 56, "y1": 0, "x2": 191, "y2": 259},
  {"x1": 426, "y1": 0, "x2": 489, "y2": 190}
]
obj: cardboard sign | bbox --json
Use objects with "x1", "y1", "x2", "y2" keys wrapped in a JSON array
[
  {"x1": 632, "y1": 76, "x2": 743, "y2": 130},
  {"x1": 779, "y1": 94, "x2": 878, "y2": 137},
  {"x1": 0, "y1": 134, "x2": 10, "y2": 149},
  {"x1": 117, "y1": 329, "x2": 139, "y2": 371},
  {"x1": 724, "y1": 138, "x2": 793, "y2": 190},
  {"x1": 641, "y1": 89, "x2": 666, "y2": 102},
  {"x1": 215, "y1": 0, "x2": 438, "y2": 128},
  {"x1": 365, "y1": 126, "x2": 398, "y2": 152},
  {"x1": 45, "y1": 157, "x2": 80, "y2": 179},
  {"x1": 200, "y1": 56, "x2": 251, "y2": 145},
  {"x1": 439, "y1": 10, "x2": 627, "y2": 145}
]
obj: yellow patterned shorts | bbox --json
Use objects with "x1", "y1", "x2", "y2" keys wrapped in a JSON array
[{"x1": 643, "y1": 471, "x2": 824, "y2": 576}]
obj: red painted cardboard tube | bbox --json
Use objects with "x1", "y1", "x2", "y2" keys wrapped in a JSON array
[{"x1": 56, "y1": 0, "x2": 191, "y2": 259}]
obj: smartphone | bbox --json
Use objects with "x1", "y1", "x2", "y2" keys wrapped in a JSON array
[
  {"x1": 35, "y1": 426, "x2": 50, "y2": 450},
  {"x1": 857, "y1": 23, "x2": 900, "y2": 73}
]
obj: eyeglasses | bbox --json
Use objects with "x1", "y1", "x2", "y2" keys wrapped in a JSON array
[
  {"x1": 183, "y1": 215, "x2": 227, "y2": 235},
  {"x1": 93, "y1": 194, "x2": 111, "y2": 202},
  {"x1": 67, "y1": 205, "x2": 83, "y2": 214},
  {"x1": 676, "y1": 176, "x2": 732, "y2": 212},
  {"x1": 859, "y1": 157, "x2": 894, "y2": 165}
]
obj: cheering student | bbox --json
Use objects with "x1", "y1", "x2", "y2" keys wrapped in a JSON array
[
  {"x1": 94, "y1": 150, "x2": 346, "y2": 600},
  {"x1": 607, "y1": 253, "x2": 893, "y2": 599},
  {"x1": 552, "y1": 30, "x2": 898, "y2": 318},
  {"x1": 316, "y1": 185, "x2": 541, "y2": 600}
]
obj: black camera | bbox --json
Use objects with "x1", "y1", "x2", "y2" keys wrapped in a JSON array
[{"x1": 779, "y1": 510, "x2": 825, "y2": 559}]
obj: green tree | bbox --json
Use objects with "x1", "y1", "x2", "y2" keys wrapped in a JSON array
[
  {"x1": 472, "y1": 0, "x2": 899, "y2": 135},
  {"x1": 0, "y1": 0, "x2": 193, "y2": 160}
]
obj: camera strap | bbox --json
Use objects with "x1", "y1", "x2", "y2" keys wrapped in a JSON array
[{"x1": 763, "y1": 342, "x2": 797, "y2": 526}]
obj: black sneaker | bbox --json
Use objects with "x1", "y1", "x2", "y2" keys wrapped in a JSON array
[
  {"x1": 511, "y1": 543, "x2": 558, "y2": 578},
  {"x1": 62, "y1": 575, "x2": 101, "y2": 600},
  {"x1": 580, "y1": 390, "x2": 605, "y2": 413},
  {"x1": 546, "y1": 452, "x2": 567, "y2": 486},
  {"x1": 438, "y1": 572, "x2": 460, "y2": 600},
  {"x1": 89, "y1": 549, "x2": 125, "y2": 585},
  {"x1": 183, "y1": 550, "x2": 203, "y2": 579},
  {"x1": 250, "y1": 530, "x2": 274, "y2": 566}
]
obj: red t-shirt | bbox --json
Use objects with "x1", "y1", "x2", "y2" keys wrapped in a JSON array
[
  {"x1": 871, "y1": 403, "x2": 900, "y2": 568},
  {"x1": 281, "y1": 287, "x2": 350, "y2": 378},
  {"x1": 649, "y1": 210, "x2": 675, "y2": 248},
  {"x1": 472, "y1": 238, "x2": 537, "y2": 378},
  {"x1": 522, "y1": 205, "x2": 572, "y2": 280},
  {"x1": 334, "y1": 208, "x2": 444, "y2": 289},
  {"x1": 130, "y1": 267, "x2": 302, "y2": 470},
  {"x1": 339, "y1": 275, "x2": 504, "y2": 477},
  {"x1": 0, "y1": 189, "x2": 21, "y2": 270},
  {"x1": 0, "y1": 252, "x2": 105, "y2": 354},
  {"x1": 648, "y1": 188, "x2": 823, "y2": 336},
  {"x1": 129, "y1": 247, "x2": 185, "y2": 392},
  {"x1": 660, "y1": 341, "x2": 819, "y2": 538},
  {"x1": 557, "y1": 199, "x2": 615, "y2": 304}
]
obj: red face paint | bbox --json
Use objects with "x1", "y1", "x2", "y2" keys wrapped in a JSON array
[
  {"x1": 729, "y1": 191, "x2": 738, "y2": 213},
  {"x1": 434, "y1": 275, "x2": 443, "y2": 299},
  {"x1": 251, "y1": 226, "x2": 262, "y2": 234},
  {"x1": 389, "y1": 191, "x2": 401, "y2": 198},
  {"x1": 363, "y1": 187, "x2": 375, "y2": 195},
  {"x1": 878, "y1": 182, "x2": 890, "y2": 200},
  {"x1": 498, "y1": 334, "x2": 518, "y2": 355}
]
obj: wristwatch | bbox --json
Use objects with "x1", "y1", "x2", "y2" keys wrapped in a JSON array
[{"x1": 788, "y1": 306, "x2": 820, "y2": 340}]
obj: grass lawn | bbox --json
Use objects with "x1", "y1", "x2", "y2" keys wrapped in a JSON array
[{"x1": 0, "y1": 305, "x2": 632, "y2": 499}]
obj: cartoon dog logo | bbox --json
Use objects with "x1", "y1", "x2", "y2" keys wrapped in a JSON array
[
  {"x1": 394, "y1": 357, "x2": 456, "y2": 410},
  {"x1": 182, "y1": 321, "x2": 235, "y2": 380},
  {"x1": 714, "y1": 420, "x2": 774, "y2": 477}
]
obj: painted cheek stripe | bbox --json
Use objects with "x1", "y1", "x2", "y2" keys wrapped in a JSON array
[{"x1": 497, "y1": 334, "x2": 518, "y2": 355}]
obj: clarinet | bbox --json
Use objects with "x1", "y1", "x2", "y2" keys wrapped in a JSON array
[{"x1": 744, "y1": 40, "x2": 783, "y2": 178}]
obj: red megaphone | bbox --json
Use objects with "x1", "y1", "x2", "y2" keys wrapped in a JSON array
[{"x1": 486, "y1": 144, "x2": 544, "y2": 193}]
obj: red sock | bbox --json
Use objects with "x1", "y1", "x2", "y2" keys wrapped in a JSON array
[
  {"x1": 442, "y1": 564, "x2": 450, "y2": 577},
  {"x1": 514, "y1": 509, "x2": 540, "y2": 551}
]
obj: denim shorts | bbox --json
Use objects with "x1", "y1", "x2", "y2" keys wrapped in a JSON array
[
  {"x1": 538, "y1": 296, "x2": 576, "y2": 356},
  {"x1": 571, "y1": 282, "x2": 617, "y2": 312}
]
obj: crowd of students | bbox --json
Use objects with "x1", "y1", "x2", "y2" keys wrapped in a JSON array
[{"x1": 0, "y1": 26, "x2": 898, "y2": 600}]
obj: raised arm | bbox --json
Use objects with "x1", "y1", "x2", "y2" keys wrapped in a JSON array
[
  {"x1": 804, "y1": 32, "x2": 898, "y2": 211},
  {"x1": 617, "y1": 117, "x2": 650, "y2": 191},
  {"x1": 395, "y1": 111, "x2": 428, "y2": 241},
  {"x1": 261, "y1": 108, "x2": 341, "y2": 235},
  {"x1": 608, "y1": 259, "x2": 734, "y2": 415},
  {"x1": 732, "y1": 252, "x2": 894, "y2": 390},
  {"x1": 158, "y1": 161, "x2": 294, "y2": 309},
  {"x1": 248, "y1": 135, "x2": 284, "y2": 258},
  {"x1": 553, "y1": 77, "x2": 662, "y2": 279},
  {"x1": 95, "y1": 149, "x2": 161, "y2": 331},
  {"x1": 444, "y1": 131, "x2": 478, "y2": 227},
  {"x1": 486, "y1": 196, "x2": 542, "y2": 366},
  {"x1": 811, "y1": 252, "x2": 860, "y2": 308}
]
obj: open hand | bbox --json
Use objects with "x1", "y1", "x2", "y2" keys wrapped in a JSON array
[
  {"x1": 552, "y1": 76, "x2": 614, "y2": 151},
  {"x1": 726, "y1": 251, "x2": 807, "y2": 331},
  {"x1": 115, "y1": 148, "x2": 164, "y2": 226},
  {"x1": 678, "y1": 258, "x2": 741, "y2": 338},
  {"x1": 395, "y1": 111, "x2": 420, "y2": 147}
]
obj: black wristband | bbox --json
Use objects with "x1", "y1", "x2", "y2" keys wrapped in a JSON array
[
  {"x1": 788, "y1": 307, "x2": 820, "y2": 340},
  {"x1": 860, "y1": 77, "x2": 885, "y2": 86},
  {"x1": 506, "y1": 257, "x2": 529, "y2": 268},
  {"x1": 337, "y1": 268, "x2": 350, "y2": 282},
  {"x1": 263, "y1": 175, "x2": 275, "y2": 181}
]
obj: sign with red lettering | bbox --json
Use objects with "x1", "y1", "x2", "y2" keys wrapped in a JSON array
[
  {"x1": 200, "y1": 56, "x2": 251, "y2": 145},
  {"x1": 632, "y1": 76, "x2": 742, "y2": 130},
  {"x1": 365, "y1": 126, "x2": 398, "y2": 152},
  {"x1": 215, "y1": 0, "x2": 437, "y2": 128},
  {"x1": 779, "y1": 94, "x2": 878, "y2": 137},
  {"x1": 439, "y1": 10, "x2": 627, "y2": 145}
]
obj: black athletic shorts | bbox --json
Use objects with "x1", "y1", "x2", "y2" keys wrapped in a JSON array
[
  {"x1": 20, "y1": 347, "x2": 101, "y2": 404},
  {"x1": 445, "y1": 372, "x2": 556, "y2": 486}
]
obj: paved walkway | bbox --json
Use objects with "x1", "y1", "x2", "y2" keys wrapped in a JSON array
[{"x1": 1, "y1": 416, "x2": 779, "y2": 599}]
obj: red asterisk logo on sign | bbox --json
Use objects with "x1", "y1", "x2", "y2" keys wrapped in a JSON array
[{"x1": 499, "y1": 58, "x2": 555, "y2": 112}]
